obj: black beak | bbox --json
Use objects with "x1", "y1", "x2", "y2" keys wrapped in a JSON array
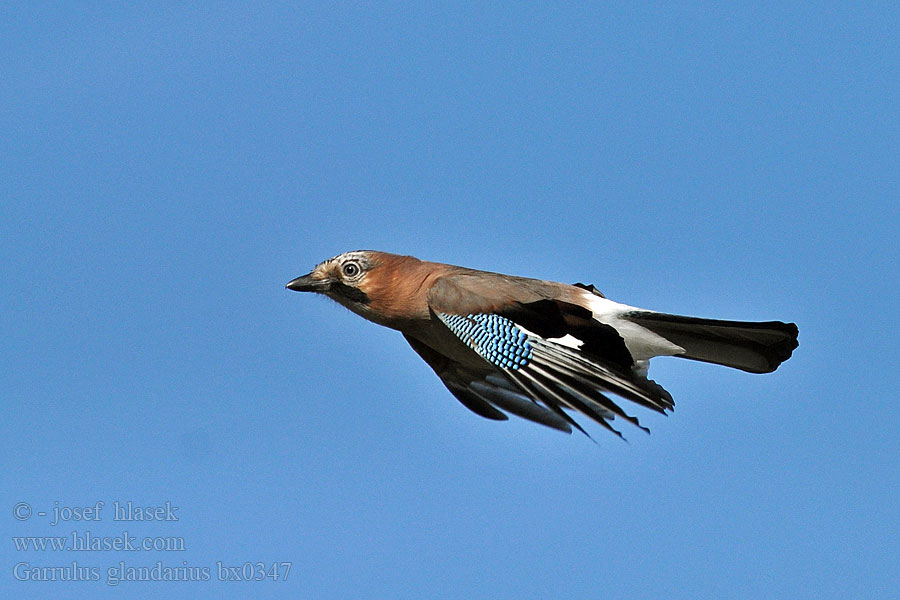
[{"x1": 285, "y1": 273, "x2": 332, "y2": 293}]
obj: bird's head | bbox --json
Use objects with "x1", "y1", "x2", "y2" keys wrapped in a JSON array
[
  {"x1": 286, "y1": 249, "x2": 378, "y2": 304},
  {"x1": 286, "y1": 250, "x2": 434, "y2": 328}
]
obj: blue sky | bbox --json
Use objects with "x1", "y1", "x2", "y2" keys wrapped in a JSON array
[{"x1": 2, "y1": 3, "x2": 898, "y2": 599}]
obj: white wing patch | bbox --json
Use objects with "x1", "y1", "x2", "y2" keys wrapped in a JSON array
[
  {"x1": 514, "y1": 324, "x2": 584, "y2": 351},
  {"x1": 545, "y1": 333, "x2": 583, "y2": 349}
]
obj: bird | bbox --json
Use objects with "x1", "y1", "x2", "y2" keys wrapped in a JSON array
[{"x1": 286, "y1": 250, "x2": 798, "y2": 439}]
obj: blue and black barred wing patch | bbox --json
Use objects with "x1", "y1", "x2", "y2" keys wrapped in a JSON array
[
  {"x1": 436, "y1": 312, "x2": 534, "y2": 370},
  {"x1": 434, "y1": 310, "x2": 672, "y2": 439}
]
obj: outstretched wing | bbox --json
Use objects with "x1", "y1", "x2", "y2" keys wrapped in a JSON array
[
  {"x1": 403, "y1": 333, "x2": 574, "y2": 433},
  {"x1": 411, "y1": 273, "x2": 676, "y2": 438}
]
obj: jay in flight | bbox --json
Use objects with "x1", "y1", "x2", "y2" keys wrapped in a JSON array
[{"x1": 286, "y1": 251, "x2": 798, "y2": 439}]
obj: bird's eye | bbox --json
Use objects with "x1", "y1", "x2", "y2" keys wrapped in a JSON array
[{"x1": 342, "y1": 262, "x2": 360, "y2": 278}]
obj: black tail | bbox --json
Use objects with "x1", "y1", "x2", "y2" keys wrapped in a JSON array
[{"x1": 624, "y1": 312, "x2": 799, "y2": 374}]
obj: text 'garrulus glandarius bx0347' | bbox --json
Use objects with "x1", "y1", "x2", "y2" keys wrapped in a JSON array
[{"x1": 287, "y1": 251, "x2": 798, "y2": 439}]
